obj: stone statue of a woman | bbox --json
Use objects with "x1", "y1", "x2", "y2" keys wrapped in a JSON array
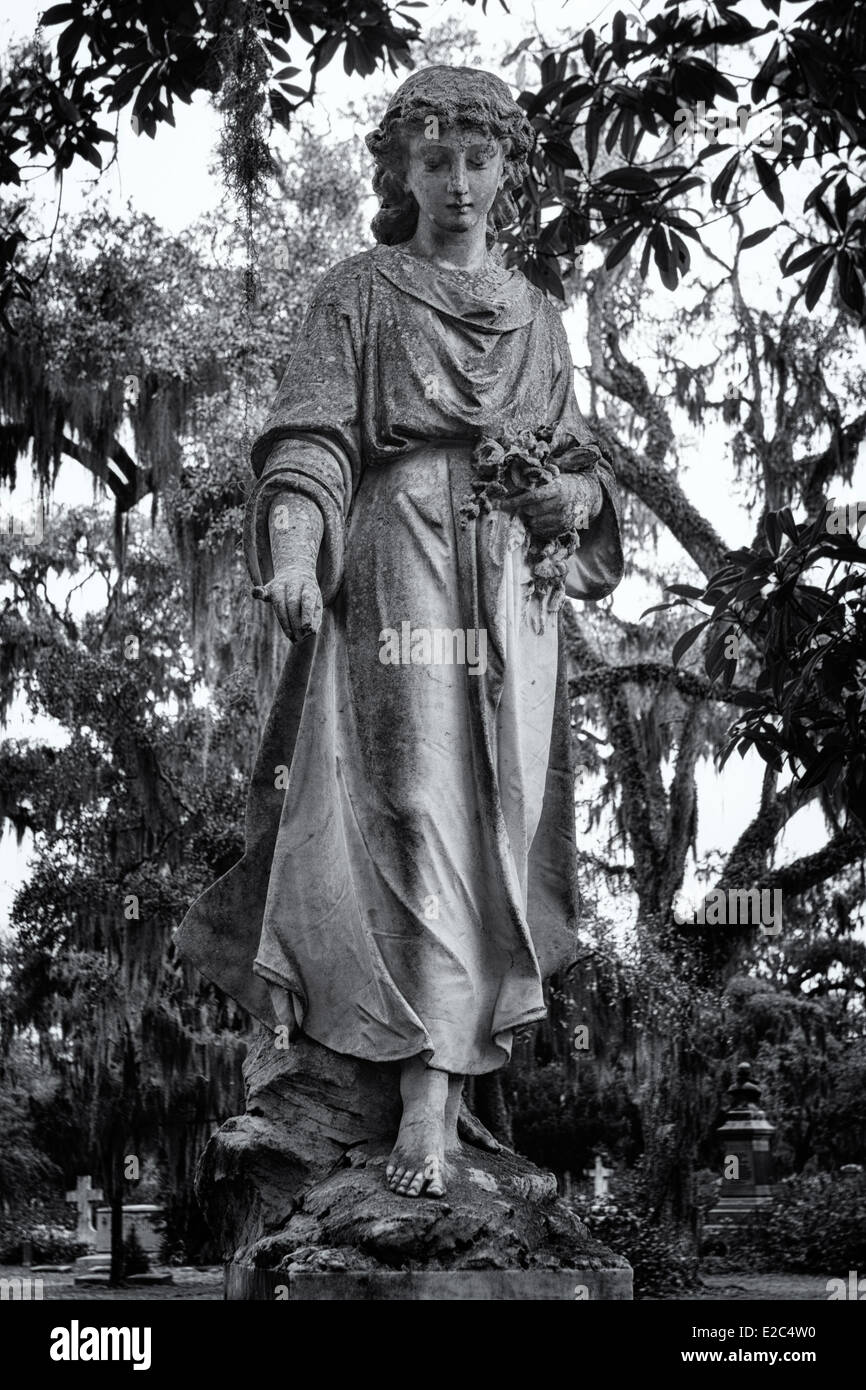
[{"x1": 177, "y1": 65, "x2": 623, "y2": 1201}]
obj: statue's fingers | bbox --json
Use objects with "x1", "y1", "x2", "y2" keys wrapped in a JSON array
[
  {"x1": 500, "y1": 488, "x2": 539, "y2": 512},
  {"x1": 530, "y1": 506, "x2": 563, "y2": 530},
  {"x1": 529, "y1": 482, "x2": 560, "y2": 501},
  {"x1": 530, "y1": 500, "x2": 556, "y2": 519},
  {"x1": 288, "y1": 596, "x2": 307, "y2": 641},
  {"x1": 271, "y1": 595, "x2": 296, "y2": 641},
  {"x1": 506, "y1": 495, "x2": 541, "y2": 518},
  {"x1": 496, "y1": 494, "x2": 523, "y2": 513},
  {"x1": 299, "y1": 581, "x2": 323, "y2": 637},
  {"x1": 276, "y1": 583, "x2": 305, "y2": 641}
]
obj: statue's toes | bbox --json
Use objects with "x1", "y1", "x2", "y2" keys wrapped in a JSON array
[
  {"x1": 387, "y1": 1153, "x2": 446, "y2": 1197},
  {"x1": 424, "y1": 1155, "x2": 446, "y2": 1197}
]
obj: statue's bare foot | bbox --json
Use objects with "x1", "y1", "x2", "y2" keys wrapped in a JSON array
[
  {"x1": 457, "y1": 1097, "x2": 502, "y2": 1153},
  {"x1": 386, "y1": 1058, "x2": 452, "y2": 1198},
  {"x1": 387, "y1": 1128, "x2": 447, "y2": 1198}
]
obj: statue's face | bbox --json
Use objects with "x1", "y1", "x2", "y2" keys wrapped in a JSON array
[{"x1": 402, "y1": 122, "x2": 506, "y2": 236}]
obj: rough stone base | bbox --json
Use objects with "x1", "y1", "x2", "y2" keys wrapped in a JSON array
[
  {"x1": 196, "y1": 1031, "x2": 632, "y2": 1301},
  {"x1": 226, "y1": 1265, "x2": 631, "y2": 1300}
]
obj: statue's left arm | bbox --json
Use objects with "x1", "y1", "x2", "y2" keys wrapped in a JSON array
[{"x1": 546, "y1": 307, "x2": 625, "y2": 602}]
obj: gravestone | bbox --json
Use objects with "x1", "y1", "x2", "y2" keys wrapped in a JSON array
[
  {"x1": 95, "y1": 1204, "x2": 163, "y2": 1255},
  {"x1": 585, "y1": 1154, "x2": 613, "y2": 1200},
  {"x1": 703, "y1": 1062, "x2": 776, "y2": 1251},
  {"x1": 65, "y1": 1175, "x2": 103, "y2": 1248}
]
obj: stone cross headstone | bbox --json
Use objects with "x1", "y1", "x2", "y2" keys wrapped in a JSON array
[
  {"x1": 585, "y1": 1154, "x2": 612, "y2": 1199},
  {"x1": 65, "y1": 1175, "x2": 103, "y2": 1246}
]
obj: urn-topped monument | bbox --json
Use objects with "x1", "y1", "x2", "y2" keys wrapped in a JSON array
[
  {"x1": 176, "y1": 64, "x2": 630, "y2": 1299},
  {"x1": 703, "y1": 1062, "x2": 777, "y2": 1250}
]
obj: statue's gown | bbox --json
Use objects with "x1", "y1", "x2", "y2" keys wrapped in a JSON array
[{"x1": 176, "y1": 243, "x2": 623, "y2": 1075}]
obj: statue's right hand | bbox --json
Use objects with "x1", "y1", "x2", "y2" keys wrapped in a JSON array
[{"x1": 260, "y1": 566, "x2": 323, "y2": 642}]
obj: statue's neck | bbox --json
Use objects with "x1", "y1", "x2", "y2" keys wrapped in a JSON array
[{"x1": 405, "y1": 222, "x2": 490, "y2": 274}]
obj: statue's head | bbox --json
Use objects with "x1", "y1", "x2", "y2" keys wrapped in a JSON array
[{"x1": 365, "y1": 65, "x2": 534, "y2": 247}]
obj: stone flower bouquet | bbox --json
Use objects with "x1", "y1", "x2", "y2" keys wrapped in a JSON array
[{"x1": 459, "y1": 423, "x2": 603, "y2": 626}]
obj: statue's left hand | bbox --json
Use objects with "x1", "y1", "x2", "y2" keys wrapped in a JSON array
[{"x1": 499, "y1": 472, "x2": 602, "y2": 539}]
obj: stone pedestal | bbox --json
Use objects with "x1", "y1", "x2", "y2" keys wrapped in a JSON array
[
  {"x1": 703, "y1": 1062, "x2": 776, "y2": 1251},
  {"x1": 196, "y1": 1031, "x2": 632, "y2": 1301}
]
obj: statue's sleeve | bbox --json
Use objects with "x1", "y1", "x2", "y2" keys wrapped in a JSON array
[
  {"x1": 244, "y1": 265, "x2": 365, "y2": 604},
  {"x1": 546, "y1": 308, "x2": 625, "y2": 601}
]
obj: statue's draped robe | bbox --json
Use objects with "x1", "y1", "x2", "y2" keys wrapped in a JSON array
[{"x1": 176, "y1": 244, "x2": 623, "y2": 1074}]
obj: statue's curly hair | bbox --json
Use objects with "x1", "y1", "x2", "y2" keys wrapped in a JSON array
[{"x1": 364, "y1": 65, "x2": 534, "y2": 247}]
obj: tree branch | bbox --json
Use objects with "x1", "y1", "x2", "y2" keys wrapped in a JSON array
[
  {"x1": 763, "y1": 830, "x2": 866, "y2": 897},
  {"x1": 592, "y1": 429, "x2": 729, "y2": 576},
  {"x1": 569, "y1": 661, "x2": 756, "y2": 707},
  {"x1": 60, "y1": 435, "x2": 152, "y2": 512},
  {"x1": 799, "y1": 410, "x2": 866, "y2": 516}
]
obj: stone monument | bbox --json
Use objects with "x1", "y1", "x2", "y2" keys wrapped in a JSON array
[
  {"x1": 703, "y1": 1062, "x2": 777, "y2": 1250},
  {"x1": 95, "y1": 1204, "x2": 163, "y2": 1256},
  {"x1": 65, "y1": 1175, "x2": 102, "y2": 1248},
  {"x1": 176, "y1": 64, "x2": 630, "y2": 1300},
  {"x1": 585, "y1": 1154, "x2": 613, "y2": 1201}
]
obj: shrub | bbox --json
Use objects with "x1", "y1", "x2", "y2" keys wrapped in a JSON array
[
  {"x1": 156, "y1": 1192, "x2": 219, "y2": 1266},
  {"x1": 122, "y1": 1227, "x2": 150, "y2": 1277},
  {"x1": 569, "y1": 1166, "x2": 699, "y2": 1299},
  {"x1": 735, "y1": 1171, "x2": 866, "y2": 1273},
  {"x1": 0, "y1": 1219, "x2": 89, "y2": 1264}
]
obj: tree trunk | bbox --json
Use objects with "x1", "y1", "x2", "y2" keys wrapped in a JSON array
[{"x1": 109, "y1": 1156, "x2": 124, "y2": 1285}]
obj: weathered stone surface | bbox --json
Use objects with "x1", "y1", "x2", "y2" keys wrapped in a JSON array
[
  {"x1": 225, "y1": 1267, "x2": 631, "y2": 1301},
  {"x1": 197, "y1": 1033, "x2": 632, "y2": 1299}
]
